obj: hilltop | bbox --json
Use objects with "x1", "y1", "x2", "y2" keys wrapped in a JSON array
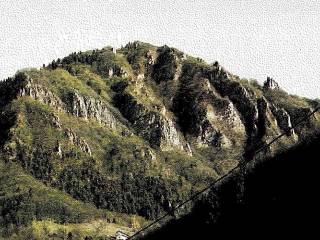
[{"x1": 0, "y1": 41, "x2": 319, "y2": 239}]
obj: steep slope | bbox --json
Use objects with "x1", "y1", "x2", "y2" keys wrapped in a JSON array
[
  {"x1": 141, "y1": 130, "x2": 320, "y2": 239},
  {"x1": 0, "y1": 41, "x2": 319, "y2": 239},
  {"x1": 0, "y1": 160, "x2": 146, "y2": 239}
]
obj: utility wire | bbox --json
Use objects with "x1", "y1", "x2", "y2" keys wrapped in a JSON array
[{"x1": 128, "y1": 106, "x2": 320, "y2": 239}]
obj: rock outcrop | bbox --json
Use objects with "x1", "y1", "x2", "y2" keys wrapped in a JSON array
[
  {"x1": 172, "y1": 68, "x2": 246, "y2": 149},
  {"x1": 212, "y1": 99, "x2": 245, "y2": 131},
  {"x1": 207, "y1": 98, "x2": 246, "y2": 148},
  {"x1": 133, "y1": 147, "x2": 156, "y2": 162},
  {"x1": 256, "y1": 97, "x2": 270, "y2": 138},
  {"x1": 146, "y1": 50, "x2": 155, "y2": 65},
  {"x1": 209, "y1": 68, "x2": 259, "y2": 137},
  {"x1": 113, "y1": 92, "x2": 186, "y2": 152},
  {"x1": 285, "y1": 107, "x2": 318, "y2": 137},
  {"x1": 196, "y1": 120, "x2": 225, "y2": 147},
  {"x1": 18, "y1": 77, "x2": 122, "y2": 131},
  {"x1": 263, "y1": 77, "x2": 279, "y2": 90},
  {"x1": 54, "y1": 140, "x2": 63, "y2": 158},
  {"x1": 48, "y1": 112, "x2": 62, "y2": 129},
  {"x1": 108, "y1": 68, "x2": 114, "y2": 77},
  {"x1": 63, "y1": 91, "x2": 120, "y2": 129},
  {"x1": 212, "y1": 61, "x2": 229, "y2": 79},
  {"x1": 135, "y1": 111, "x2": 185, "y2": 151},
  {"x1": 64, "y1": 128, "x2": 92, "y2": 156},
  {"x1": 270, "y1": 104, "x2": 296, "y2": 136},
  {"x1": 19, "y1": 78, "x2": 64, "y2": 110}
]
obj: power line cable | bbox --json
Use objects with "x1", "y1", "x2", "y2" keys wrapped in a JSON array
[{"x1": 128, "y1": 106, "x2": 320, "y2": 239}]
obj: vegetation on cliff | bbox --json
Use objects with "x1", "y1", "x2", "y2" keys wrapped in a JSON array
[{"x1": 0, "y1": 41, "x2": 319, "y2": 239}]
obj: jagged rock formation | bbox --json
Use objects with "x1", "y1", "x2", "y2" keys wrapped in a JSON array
[
  {"x1": 19, "y1": 77, "x2": 64, "y2": 110},
  {"x1": 264, "y1": 76, "x2": 279, "y2": 90},
  {"x1": 64, "y1": 91, "x2": 119, "y2": 129},
  {"x1": 113, "y1": 91, "x2": 186, "y2": 152},
  {"x1": 0, "y1": 41, "x2": 319, "y2": 239},
  {"x1": 146, "y1": 50, "x2": 155, "y2": 65},
  {"x1": 256, "y1": 97, "x2": 269, "y2": 138},
  {"x1": 270, "y1": 104, "x2": 296, "y2": 136},
  {"x1": 48, "y1": 112, "x2": 62, "y2": 129},
  {"x1": 209, "y1": 67, "x2": 259, "y2": 138},
  {"x1": 172, "y1": 74, "x2": 246, "y2": 149},
  {"x1": 54, "y1": 140, "x2": 63, "y2": 158},
  {"x1": 17, "y1": 74, "x2": 122, "y2": 131}
]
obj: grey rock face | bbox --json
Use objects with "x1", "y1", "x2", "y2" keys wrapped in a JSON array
[
  {"x1": 133, "y1": 109, "x2": 185, "y2": 152},
  {"x1": 63, "y1": 91, "x2": 118, "y2": 129},
  {"x1": 19, "y1": 78, "x2": 64, "y2": 110},
  {"x1": 209, "y1": 74, "x2": 258, "y2": 137},
  {"x1": 270, "y1": 104, "x2": 296, "y2": 136},
  {"x1": 48, "y1": 113, "x2": 62, "y2": 129},
  {"x1": 65, "y1": 128, "x2": 92, "y2": 156},
  {"x1": 54, "y1": 140, "x2": 63, "y2": 158},
  {"x1": 146, "y1": 50, "x2": 155, "y2": 65},
  {"x1": 207, "y1": 98, "x2": 246, "y2": 148},
  {"x1": 18, "y1": 76, "x2": 121, "y2": 130},
  {"x1": 217, "y1": 101, "x2": 245, "y2": 130},
  {"x1": 264, "y1": 77, "x2": 279, "y2": 90},
  {"x1": 114, "y1": 92, "x2": 186, "y2": 152},
  {"x1": 108, "y1": 68, "x2": 114, "y2": 77},
  {"x1": 256, "y1": 96, "x2": 272, "y2": 138}
]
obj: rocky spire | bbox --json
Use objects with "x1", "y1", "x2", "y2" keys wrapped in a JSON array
[{"x1": 263, "y1": 77, "x2": 279, "y2": 90}]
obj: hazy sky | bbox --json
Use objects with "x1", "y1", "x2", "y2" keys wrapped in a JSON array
[{"x1": 0, "y1": 0, "x2": 319, "y2": 98}]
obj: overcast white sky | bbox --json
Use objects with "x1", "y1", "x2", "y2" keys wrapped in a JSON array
[{"x1": 0, "y1": 0, "x2": 319, "y2": 98}]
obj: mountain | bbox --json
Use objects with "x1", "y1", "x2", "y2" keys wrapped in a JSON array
[{"x1": 0, "y1": 41, "x2": 319, "y2": 239}]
